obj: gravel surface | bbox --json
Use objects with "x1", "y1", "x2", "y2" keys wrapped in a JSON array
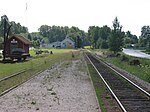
[{"x1": 0, "y1": 59, "x2": 101, "y2": 112}]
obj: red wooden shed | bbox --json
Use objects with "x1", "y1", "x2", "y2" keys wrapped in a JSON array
[{"x1": 5, "y1": 34, "x2": 31, "y2": 60}]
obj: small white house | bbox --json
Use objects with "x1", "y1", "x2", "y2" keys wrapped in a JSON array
[
  {"x1": 40, "y1": 37, "x2": 75, "y2": 48},
  {"x1": 61, "y1": 38, "x2": 75, "y2": 48}
]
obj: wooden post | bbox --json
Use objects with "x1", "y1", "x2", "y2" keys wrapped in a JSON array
[
  {"x1": 3, "y1": 18, "x2": 7, "y2": 61},
  {"x1": 2, "y1": 15, "x2": 11, "y2": 61}
]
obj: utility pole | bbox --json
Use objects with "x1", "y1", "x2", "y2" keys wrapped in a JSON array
[{"x1": 1, "y1": 15, "x2": 11, "y2": 61}]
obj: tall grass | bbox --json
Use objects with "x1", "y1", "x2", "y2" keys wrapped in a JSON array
[
  {"x1": 89, "y1": 49, "x2": 150, "y2": 83},
  {"x1": 0, "y1": 49, "x2": 77, "y2": 79},
  {"x1": 106, "y1": 56, "x2": 150, "y2": 83},
  {"x1": 0, "y1": 49, "x2": 80, "y2": 94}
]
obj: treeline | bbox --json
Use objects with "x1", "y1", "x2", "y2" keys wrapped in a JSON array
[
  {"x1": 0, "y1": 15, "x2": 28, "y2": 49},
  {"x1": 88, "y1": 17, "x2": 138, "y2": 53},
  {"x1": 0, "y1": 15, "x2": 150, "y2": 53},
  {"x1": 20, "y1": 25, "x2": 88, "y2": 48}
]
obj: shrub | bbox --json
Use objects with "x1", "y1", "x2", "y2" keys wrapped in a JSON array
[
  {"x1": 116, "y1": 53, "x2": 121, "y2": 57},
  {"x1": 121, "y1": 55, "x2": 129, "y2": 62},
  {"x1": 129, "y1": 59, "x2": 140, "y2": 66}
]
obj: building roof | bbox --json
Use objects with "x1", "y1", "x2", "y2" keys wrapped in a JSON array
[
  {"x1": 8, "y1": 34, "x2": 31, "y2": 45},
  {"x1": 61, "y1": 38, "x2": 75, "y2": 43}
]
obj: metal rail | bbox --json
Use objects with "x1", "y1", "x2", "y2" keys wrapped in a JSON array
[
  {"x1": 0, "y1": 70, "x2": 43, "y2": 97},
  {"x1": 0, "y1": 70, "x2": 26, "y2": 82},
  {"x1": 85, "y1": 53, "x2": 127, "y2": 112},
  {"x1": 94, "y1": 55, "x2": 150, "y2": 97}
]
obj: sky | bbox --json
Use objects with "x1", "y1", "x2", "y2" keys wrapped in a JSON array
[{"x1": 0, "y1": 0, "x2": 150, "y2": 36}]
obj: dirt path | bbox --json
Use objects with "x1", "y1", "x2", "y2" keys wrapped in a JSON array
[{"x1": 0, "y1": 59, "x2": 101, "y2": 112}]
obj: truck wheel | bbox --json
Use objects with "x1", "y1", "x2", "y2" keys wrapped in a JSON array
[
  {"x1": 17, "y1": 58, "x2": 21, "y2": 61},
  {"x1": 23, "y1": 57, "x2": 26, "y2": 60},
  {"x1": 11, "y1": 57, "x2": 14, "y2": 61}
]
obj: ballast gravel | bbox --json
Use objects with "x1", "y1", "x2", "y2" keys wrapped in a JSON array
[{"x1": 0, "y1": 59, "x2": 101, "y2": 112}]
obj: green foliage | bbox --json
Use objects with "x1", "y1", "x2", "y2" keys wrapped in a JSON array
[
  {"x1": 10, "y1": 21, "x2": 28, "y2": 34},
  {"x1": 88, "y1": 25, "x2": 111, "y2": 49},
  {"x1": 0, "y1": 37, "x2": 3, "y2": 49},
  {"x1": 104, "y1": 53, "x2": 150, "y2": 83},
  {"x1": 139, "y1": 26, "x2": 150, "y2": 52},
  {"x1": 39, "y1": 25, "x2": 83, "y2": 42},
  {"x1": 0, "y1": 15, "x2": 28, "y2": 49},
  {"x1": 38, "y1": 25, "x2": 87, "y2": 47},
  {"x1": 101, "y1": 40, "x2": 109, "y2": 49},
  {"x1": 124, "y1": 31, "x2": 139, "y2": 49},
  {"x1": 109, "y1": 17, "x2": 125, "y2": 53}
]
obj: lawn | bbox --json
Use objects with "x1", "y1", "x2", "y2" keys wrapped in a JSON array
[
  {"x1": 0, "y1": 48, "x2": 80, "y2": 94},
  {"x1": 0, "y1": 48, "x2": 77, "y2": 79}
]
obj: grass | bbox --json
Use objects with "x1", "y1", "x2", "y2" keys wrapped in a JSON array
[
  {"x1": 0, "y1": 48, "x2": 77, "y2": 79},
  {"x1": 87, "y1": 64, "x2": 106, "y2": 112},
  {"x1": 106, "y1": 56, "x2": 150, "y2": 83},
  {"x1": 90, "y1": 49, "x2": 150, "y2": 83},
  {"x1": 84, "y1": 46, "x2": 92, "y2": 49},
  {"x1": 0, "y1": 49, "x2": 80, "y2": 94},
  {"x1": 87, "y1": 63, "x2": 120, "y2": 111}
]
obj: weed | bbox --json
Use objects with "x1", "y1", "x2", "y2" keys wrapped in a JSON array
[
  {"x1": 31, "y1": 101, "x2": 36, "y2": 105},
  {"x1": 51, "y1": 92, "x2": 56, "y2": 95}
]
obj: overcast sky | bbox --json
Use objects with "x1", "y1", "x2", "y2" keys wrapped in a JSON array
[{"x1": 0, "y1": 0, "x2": 150, "y2": 36}]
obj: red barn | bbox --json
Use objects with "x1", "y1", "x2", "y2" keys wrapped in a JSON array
[{"x1": 5, "y1": 34, "x2": 31, "y2": 60}]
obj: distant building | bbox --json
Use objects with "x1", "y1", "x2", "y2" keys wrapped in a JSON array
[
  {"x1": 6, "y1": 34, "x2": 31, "y2": 54},
  {"x1": 40, "y1": 41, "x2": 61, "y2": 48},
  {"x1": 40, "y1": 36, "x2": 75, "y2": 48},
  {"x1": 61, "y1": 38, "x2": 75, "y2": 48}
]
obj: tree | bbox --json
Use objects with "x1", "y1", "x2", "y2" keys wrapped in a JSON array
[
  {"x1": 99, "y1": 25, "x2": 111, "y2": 40},
  {"x1": 0, "y1": 37, "x2": 3, "y2": 49},
  {"x1": 140, "y1": 26, "x2": 150, "y2": 52},
  {"x1": 38, "y1": 25, "x2": 87, "y2": 44},
  {"x1": 88, "y1": 26, "x2": 100, "y2": 48},
  {"x1": 109, "y1": 17, "x2": 124, "y2": 53},
  {"x1": 124, "y1": 31, "x2": 138, "y2": 48},
  {"x1": 101, "y1": 40, "x2": 109, "y2": 49},
  {"x1": 75, "y1": 36, "x2": 81, "y2": 48}
]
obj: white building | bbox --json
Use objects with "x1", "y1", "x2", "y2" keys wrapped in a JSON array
[
  {"x1": 40, "y1": 37, "x2": 75, "y2": 48},
  {"x1": 61, "y1": 38, "x2": 75, "y2": 48}
]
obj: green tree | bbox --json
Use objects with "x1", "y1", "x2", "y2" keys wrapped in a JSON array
[
  {"x1": 140, "y1": 26, "x2": 150, "y2": 52},
  {"x1": 0, "y1": 37, "x2": 3, "y2": 49},
  {"x1": 109, "y1": 17, "x2": 124, "y2": 53},
  {"x1": 101, "y1": 40, "x2": 109, "y2": 49}
]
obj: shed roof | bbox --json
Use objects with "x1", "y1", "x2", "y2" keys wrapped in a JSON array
[
  {"x1": 8, "y1": 34, "x2": 31, "y2": 45},
  {"x1": 61, "y1": 38, "x2": 75, "y2": 43}
]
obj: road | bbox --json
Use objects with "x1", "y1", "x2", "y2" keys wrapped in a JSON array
[{"x1": 123, "y1": 48, "x2": 150, "y2": 59}]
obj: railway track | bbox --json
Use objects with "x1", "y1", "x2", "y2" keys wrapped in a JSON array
[
  {"x1": 85, "y1": 52, "x2": 150, "y2": 112},
  {"x1": 0, "y1": 61, "x2": 60, "y2": 97},
  {"x1": 0, "y1": 68, "x2": 43, "y2": 97}
]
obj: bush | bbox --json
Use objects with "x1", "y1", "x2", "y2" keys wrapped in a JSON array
[
  {"x1": 121, "y1": 55, "x2": 129, "y2": 62},
  {"x1": 101, "y1": 40, "x2": 109, "y2": 49},
  {"x1": 129, "y1": 59, "x2": 140, "y2": 66},
  {"x1": 116, "y1": 53, "x2": 121, "y2": 57}
]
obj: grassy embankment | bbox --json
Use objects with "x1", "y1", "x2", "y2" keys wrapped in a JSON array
[
  {"x1": 0, "y1": 49, "x2": 79, "y2": 94},
  {"x1": 90, "y1": 49, "x2": 150, "y2": 83},
  {"x1": 87, "y1": 63, "x2": 106, "y2": 112},
  {"x1": 87, "y1": 59, "x2": 122, "y2": 112}
]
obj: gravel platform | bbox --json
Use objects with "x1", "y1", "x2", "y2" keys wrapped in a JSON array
[{"x1": 0, "y1": 59, "x2": 101, "y2": 112}]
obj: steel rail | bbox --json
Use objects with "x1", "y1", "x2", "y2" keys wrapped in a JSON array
[
  {"x1": 0, "y1": 70, "x2": 26, "y2": 82},
  {"x1": 0, "y1": 70, "x2": 43, "y2": 97},
  {"x1": 85, "y1": 53, "x2": 127, "y2": 112},
  {"x1": 94, "y1": 55, "x2": 150, "y2": 97}
]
